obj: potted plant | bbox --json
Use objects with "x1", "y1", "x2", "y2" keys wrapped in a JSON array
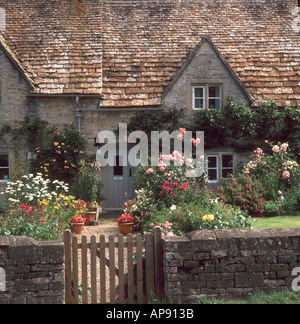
[
  {"x1": 118, "y1": 214, "x2": 135, "y2": 236},
  {"x1": 84, "y1": 201, "x2": 99, "y2": 225},
  {"x1": 69, "y1": 215, "x2": 86, "y2": 235}
]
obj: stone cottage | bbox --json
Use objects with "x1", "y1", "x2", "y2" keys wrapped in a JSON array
[{"x1": 0, "y1": 0, "x2": 299, "y2": 209}]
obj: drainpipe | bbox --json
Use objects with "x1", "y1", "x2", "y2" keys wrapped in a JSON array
[{"x1": 74, "y1": 96, "x2": 83, "y2": 131}]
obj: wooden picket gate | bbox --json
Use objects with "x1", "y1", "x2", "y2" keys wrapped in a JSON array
[{"x1": 64, "y1": 227, "x2": 164, "y2": 304}]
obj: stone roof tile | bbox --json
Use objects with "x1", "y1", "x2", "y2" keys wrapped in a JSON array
[{"x1": 0, "y1": 0, "x2": 299, "y2": 106}]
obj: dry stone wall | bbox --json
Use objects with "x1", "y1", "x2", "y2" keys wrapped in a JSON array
[
  {"x1": 163, "y1": 228, "x2": 300, "y2": 303},
  {"x1": 0, "y1": 236, "x2": 64, "y2": 304}
]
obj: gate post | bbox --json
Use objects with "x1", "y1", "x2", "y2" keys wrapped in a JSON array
[
  {"x1": 153, "y1": 227, "x2": 164, "y2": 301},
  {"x1": 64, "y1": 230, "x2": 72, "y2": 304}
]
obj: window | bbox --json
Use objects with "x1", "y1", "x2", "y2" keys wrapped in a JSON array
[
  {"x1": 114, "y1": 155, "x2": 123, "y2": 176},
  {"x1": 0, "y1": 153, "x2": 9, "y2": 181},
  {"x1": 206, "y1": 155, "x2": 219, "y2": 183},
  {"x1": 222, "y1": 154, "x2": 234, "y2": 178},
  {"x1": 193, "y1": 85, "x2": 221, "y2": 110},
  {"x1": 193, "y1": 86, "x2": 205, "y2": 110},
  {"x1": 205, "y1": 153, "x2": 235, "y2": 183},
  {"x1": 208, "y1": 86, "x2": 221, "y2": 109}
]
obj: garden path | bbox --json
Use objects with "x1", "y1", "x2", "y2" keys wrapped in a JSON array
[{"x1": 79, "y1": 211, "x2": 122, "y2": 239}]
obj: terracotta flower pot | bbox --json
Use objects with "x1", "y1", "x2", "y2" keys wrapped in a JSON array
[
  {"x1": 118, "y1": 223, "x2": 134, "y2": 236},
  {"x1": 84, "y1": 212, "x2": 97, "y2": 226},
  {"x1": 70, "y1": 222, "x2": 84, "y2": 235}
]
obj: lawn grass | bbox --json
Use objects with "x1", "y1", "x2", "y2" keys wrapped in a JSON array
[
  {"x1": 250, "y1": 214, "x2": 300, "y2": 229},
  {"x1": 197, "y1": 289, "x2": 300, "y2": 304}
]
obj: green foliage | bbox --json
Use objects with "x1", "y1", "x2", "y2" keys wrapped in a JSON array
[
  {"x1": 126, "y1": 109, "x2": 187, "y2": 136},
  {"x1": 31, "y1": 124, "x2": 88, "y2": 184},
  {"x1": 191, "y1": 109, "x2": 226, "y2": 148},
  {"x1": 220, "y1": 143, "x2": 299, "y2": 216},
  {"x1": 190, "y1": 98, "x2": 300, "y2": 156},
  {"x1": 74, "y1": 159, "x2": 105, "y2": 204},
  {"x1": 218, "y1": 174, "x2": 267, "y2": 217}
]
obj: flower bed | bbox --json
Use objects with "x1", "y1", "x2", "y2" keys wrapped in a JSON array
[
  {"x1": 122, "y1": 146, "x2": 252, "y2": 237},
  {"x1": 0, "y1": 174, "x2": 98, "y2": 240}
]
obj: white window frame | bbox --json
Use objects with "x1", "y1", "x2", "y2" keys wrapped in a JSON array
[
  {"x1": 192, "y1": 86, "x2": 206, "y2": 110},
  {"x1": 208, "y1": 85, "x2": 222, "y2": 110},
  {"x1": 221, "y1": 154, "x2": 235, "y2": 179},
  {"x1": 193, "y1": 85, "x2": 222, "y2": 110},
  {"x1": 0, "y1": 153, "x2": 9, "y2": 182},
  {"x1": 206, "y1": 155, "x2": 219, "y2": 183}
]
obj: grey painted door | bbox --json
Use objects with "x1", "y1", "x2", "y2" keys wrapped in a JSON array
[{"x1": 101, "y1": 151, "x2": 136, "y2": 210}]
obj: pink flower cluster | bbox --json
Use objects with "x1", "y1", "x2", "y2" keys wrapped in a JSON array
[
  {"x1": 272, "y1": 143, "x2": 289, "y2": 153},
  {"x1": 282, "y1": 170, "x2": 290, "y2": 179},
  {"x1": 150, "y1": 221, "x2": 175, "y2": 238}
]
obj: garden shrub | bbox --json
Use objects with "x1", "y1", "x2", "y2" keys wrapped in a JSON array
[
  {"x1": 218, "y1": 174, "x2": 267, "y2": 217},
  {"x1": 32, "y1": 124, "x2": 88, "y2": 184},
  {"x1": 220, "y1": 142, "x2": 299, "y2": 217},
  {"x1": 124, "y1": 147, "x2": 253, "y2": 235},
  {"x1": 141, "y1": 201, "x2": 252, "y2": 237},
  {"x1": 74, "y1": 159, "x2": 105, "y2": 204}
]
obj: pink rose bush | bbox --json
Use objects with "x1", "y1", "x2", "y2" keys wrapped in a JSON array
[{"x1": 221, "y1": 140, "x2": 299, "y2": 217}]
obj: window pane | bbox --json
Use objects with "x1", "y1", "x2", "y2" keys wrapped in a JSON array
[
  {"x1": 208, "y1": 98, "x2": 221, "y2": 109},
  {"x1": 209, "y1": 86, "x2": 220, "y2": 98},
  {"x1": 114, "y1": 156, "x2": 123, "y2": 176},
  {"x1": 222, "y1": 168, "x2": 234, "y2": 178},
  {"x1": 0, "y1": 169, "x2": 9, "y2": 180},
  {"x1": 194, "y1": 87, "x2": 204, "y2": 98},
  {"x1": 208, "y1": 169, "x2": 217, "y2": 181},
  {"x1": 207, "y1": 156, "x2": 217, "y2": 168},
  {"x1": 195, "y1": 98, "x2": 204, "y2": 109},
  {"x1": 0, "y1": 154, "x2": 8, "y2": 167},
  {"x1": 222, "y1": 155, "x2": 233, "y2": 168}
]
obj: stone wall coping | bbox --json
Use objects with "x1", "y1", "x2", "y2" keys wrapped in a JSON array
[
  {"x1": 0, "y1": 236, "x2": 64, "y2": 247},
  {"x1": 165, "y1": 228, "x2": 300, "y2": 243}
]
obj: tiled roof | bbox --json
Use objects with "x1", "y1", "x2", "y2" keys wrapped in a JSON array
[{"x1": 0, "y1": 0, "x2": 299, "y2": 106}]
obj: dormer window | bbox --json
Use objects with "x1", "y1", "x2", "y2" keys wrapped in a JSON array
[{"x1": 193, "y1": 85, "x2": 222, "y2": 110}]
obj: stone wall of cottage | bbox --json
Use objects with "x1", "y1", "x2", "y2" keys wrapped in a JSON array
[
  {"x1": 0, "y1": 236, "x2": 65, "y2": 304},
  {"x1": 163, "y1": 228, "x2": 300, "y2": 303},
  {"x1": 0, "y1": 48, "x2": 32, "y2": 193}
]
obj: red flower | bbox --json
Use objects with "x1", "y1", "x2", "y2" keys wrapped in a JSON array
[
  {"x1": 118, "y1": 214, "x2": 135, "y2": 224},
  {"x1": 179, "y1": 182, "x2": 189, "y2": 191},
  {"x1": 70, "y1": 215, "x2": 86, "y2": 224}
]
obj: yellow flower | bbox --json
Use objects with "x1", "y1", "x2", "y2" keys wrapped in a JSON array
[
  {"x1": 202, "y1": 215, "x2": 207, "y2": 222},
  {"x1": 207, "y1": 215, "x2": 215, "y2": 222}
]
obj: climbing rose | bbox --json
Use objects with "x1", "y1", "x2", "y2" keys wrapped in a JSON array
[
  {"x1": 146, "y1": 168, "x2": 153, "y2": 174},
  {"x1": 282, "y1": 170, "x2": 290, "y2": 179},
  {"x1": 281, "y1": 143, "x2": 289, "y2": 152}
]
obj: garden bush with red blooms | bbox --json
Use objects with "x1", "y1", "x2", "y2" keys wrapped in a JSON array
[{"x1": 218, "y1": 174, "x2": 267, "y2": 217}]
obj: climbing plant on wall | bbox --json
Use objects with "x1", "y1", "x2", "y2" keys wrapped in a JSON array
[{"x1": 0, "y1": 118, "x2": 89, "y2": 184}]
